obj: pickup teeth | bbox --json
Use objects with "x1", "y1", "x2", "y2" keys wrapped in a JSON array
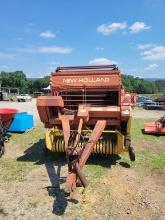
[{"x1": 50, "y1": 135, "x2": 117, "y2": 156}]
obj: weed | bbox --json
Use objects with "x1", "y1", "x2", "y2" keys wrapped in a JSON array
[{"x1": 28, "y1": 202, "x2": 37, "y2": 208}]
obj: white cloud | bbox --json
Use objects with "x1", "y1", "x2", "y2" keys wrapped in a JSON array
[
  {"x1": 142, "y1": 46, "x2": 165, "y2": 60},
  {"x1": 40, "y1": 31, "x2": 56, "y2": 38},
  {"x1": 97, "y1": 22, "x2": 127, "y2": 35},
  {"x1": 89, "y1": 58, "x2": 117, "y2": 65},
  {"x1": 129, "y1": 22, "x2": 151, "y2": 33},
  {"x1": 137, "y1": 43, "x2": 155, "y2": 50},
  {"x1": 144, "y1": 63, "x2": 159, "y2": 71},
  {"x1": 95, "y1": 47, "x2": 104, "y2": 51},
  {"x1": 97, "y1": 21, "x2": 151, "y2": 35},
  {"x1": 0, "y1": 52, "x2": 16, "y2": 59},
  {"x1": 38, "y1": 46, "x2": 72, "y2": 54},
  {"x1": 16, "y1": 46, "x2": 73, "y2": 54}
]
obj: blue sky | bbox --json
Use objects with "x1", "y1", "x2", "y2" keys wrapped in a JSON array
[{"x1": 0, "y1": 0, "x2": 165, "y2": 78}]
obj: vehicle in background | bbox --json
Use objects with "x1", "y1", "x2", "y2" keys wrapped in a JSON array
[
  {"x1": 137, "y1": 95, "x2": 153, "y2": 107},
  {"x1": 144, "y1": 103, "x2": 165, "y2": 110},
  {"x1": 16, "y1": 94, "x2": 32, "y2": 102},
  {"x1": 33, "y1": 92, "x2": 44, "y2": 98}
]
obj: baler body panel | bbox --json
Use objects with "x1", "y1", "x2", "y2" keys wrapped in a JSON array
[{"x1": 37, "y1": 65, "x2": 136, "y2": 194}]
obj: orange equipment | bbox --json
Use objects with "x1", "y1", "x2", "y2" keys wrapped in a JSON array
[
  {"x1": 144, "y1": 115, "x2": 165, "y2": 135},
  {"x1": 37, "y1": 65, "x2": 136, "y2": 195}
]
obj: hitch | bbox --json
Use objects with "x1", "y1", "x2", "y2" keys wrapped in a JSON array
[{"x1": 64, "y1": 119, "x2": 106, "y2": 195}]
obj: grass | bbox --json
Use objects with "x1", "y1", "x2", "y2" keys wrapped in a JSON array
[
  {"x1": 0, "y1": 159, "x2": 34, "y2": 181},
  {"x1": 10, "y1": 125, "x2": 45, "y2": 150},
  {"x1": 85, "y1": 164, "x2": 107, "y2": 179},
  {"x1": 120, "y1": 150, "x2": 165, "y2": 170},
  {"x1": 28, "y1": 202, "x2": 38, "y2": 208},
  {"x1": 0, "y1": 118, "x2": 164, "y2": 182},
  {"x1": 0, "y1": 126, "x2": 45, "y2": 181},
  {"x1": 132, "y1": 118, "x2": 165, "y2": 144}
]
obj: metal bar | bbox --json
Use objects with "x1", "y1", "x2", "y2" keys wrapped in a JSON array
[
  {"x1": 75, "y1": 163, "x2": 88, "y2": 187},
  {"x1": 73, "y1": 118, "x2": 83, "y2": 148},
  {"x1": 79, "y1": 120, "x2": 106, "y2": 167},
  {"x1": 62, "y1": 93, "x2": 119, "y2": 96},
  {"x1": 59, "y1": 89, "x2": 119, "y2": 92},
  {"x1": 61, "y1": 118, "x2": 70, "y2": 151},
  {"x1": 65, "y1": 120, "x2": 106, "y2": 193},
  {"x1": 63, "y1": 99, "x2": 114, "y2": 102},
  {"x1": 56, "y1": 65, "x2": 117, "y2": 72}
]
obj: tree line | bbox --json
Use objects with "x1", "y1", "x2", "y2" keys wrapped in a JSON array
[
  {"x1": 122, "y1": 74, "x2": 165, "y2": 94},
  {"x1": 0, "y1": 70, "x2": 165, "y2": 94},
  {"x1": 0, "y1": 71, "x2": 50, "y2": 94}
]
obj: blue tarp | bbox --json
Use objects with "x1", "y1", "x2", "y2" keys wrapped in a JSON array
[{"x1": 8, "y1": 112, "x2": 34, "y2": 132}]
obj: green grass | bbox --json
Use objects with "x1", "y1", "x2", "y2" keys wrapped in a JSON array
[
  {"x1": 137, "y1": 150, "x2": 165, "y2": 169},
  {"x1": 0, "y1": 118, "x2": 164, "y2": 182},
  {"x1": 10, "y1": 125, "x2": 45, "y2": 150},
  {"x1": 28, "y1": 202, "x2": 38, "y2": 208},
  {"x1": 120, "y1": 150, "x2": 165, "y2": 170},
  {"x1": 86, "y1": 164, "x2": 107, "y2": 179},
  {"x1": 132, "y1": 118, "x2": 165, "y2": 144},
  {"x1": 0, "y1": 126, "x2": 46, "y2": 181},
  {"x1": 0, "y1": 159, "x2": 35, "y2": 181}
]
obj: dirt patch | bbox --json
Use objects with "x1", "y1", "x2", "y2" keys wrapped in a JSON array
[
  {"x1": 103, "y1": 167, "x2": 165, "y2": 220},
  {"x1": 132, "y1": 108, "x2": 165, "y2": 119},
  {"x1": 0, "y1": 99, "x2": 40, "y2": 122},
  {"x1": 0, "y1": 156, "x2": 165, "y2": 220},
  {"x1": 132, "y1": 139, "x2": 165, "y2": 152},
  {"x1": 3, "y1": 142, "x2": 23, "y2": 159}
]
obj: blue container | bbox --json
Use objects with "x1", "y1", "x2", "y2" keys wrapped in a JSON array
[{"x1": 8, "y1": 112, "x2": 34, "y2": 132}]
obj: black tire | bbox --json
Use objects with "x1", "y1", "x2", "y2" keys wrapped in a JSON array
[
  {"x1": 44, "y1": 145, "x2": 49, "y2": 156},
  {"x1": 0, "y1": 144, "x2": 5, "y2": 158},
  {"x1": 128, "y1": 145, "x2": 135, "y2": 161}
]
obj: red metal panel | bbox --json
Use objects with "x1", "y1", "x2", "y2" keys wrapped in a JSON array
[
  {"x1": 51, "y1": 71, "x2": 121, "y2": 89},
  {"x1": 37, "y1": 96, "x2": 64, "y2": 107}
]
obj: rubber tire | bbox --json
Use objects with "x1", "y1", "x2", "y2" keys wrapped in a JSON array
[
  {"x1": 44, "y1": 145, "x2": 49, "y2": 156},
  {"x1": 128, "y1": 145, "x2": 135, "y2": 161},
  {"x1": 0, "y1": 144, "x2": 5, "y2": 158}
]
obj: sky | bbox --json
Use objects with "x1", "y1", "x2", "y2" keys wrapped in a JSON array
[{"x1": 0, "y1": 0, "x2": 165, "y2": 78}]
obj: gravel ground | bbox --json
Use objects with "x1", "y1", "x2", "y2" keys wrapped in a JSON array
[
  {"x1": 0, "y1": 99, "x2": 40, "y2": 123},
  {"x1": 0, "y1": 100, "x2": 164, "y2": 123}
]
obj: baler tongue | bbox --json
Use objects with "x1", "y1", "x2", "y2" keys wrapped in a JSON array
[{"x1": 64, "y1": 120, "x2": 106, "y2": 195}]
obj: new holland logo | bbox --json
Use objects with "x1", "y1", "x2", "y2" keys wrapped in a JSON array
[{"x1": 62, "y1": 77, "x2": 110, "y2": 84}]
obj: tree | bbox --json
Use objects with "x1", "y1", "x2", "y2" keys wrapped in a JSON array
[{"x1": 0, "y1": 71, "x2": 28, "y2": 93}]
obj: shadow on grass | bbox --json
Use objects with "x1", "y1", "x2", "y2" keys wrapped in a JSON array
[
  {"x1": 17, "y1": 138, "x2": 130, "y2": 215},
  {"x1": 17, "y1": 139, "x2": 79, "y2": 215}
]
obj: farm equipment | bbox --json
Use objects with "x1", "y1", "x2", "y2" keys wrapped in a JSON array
[
  {"x1": 144, "y1": 115, "x2": 165, "y2": 135},
  {"x1": 0, "y1": 108, "x2": 18, "y2": 157},
  {"x1": 37, "y1": 65, "x2": 136, "y2": 195}
]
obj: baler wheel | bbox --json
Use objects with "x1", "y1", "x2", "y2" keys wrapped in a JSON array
[
  {"x1": 128, "y1": 145, "x2": 135, "y2": 161},
  {"x1": 43, "y1": 144, "x2": 50, "y2": 156},
  {"x1": 0, "y1": 143, "x2": 5, "y2": 158}
]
